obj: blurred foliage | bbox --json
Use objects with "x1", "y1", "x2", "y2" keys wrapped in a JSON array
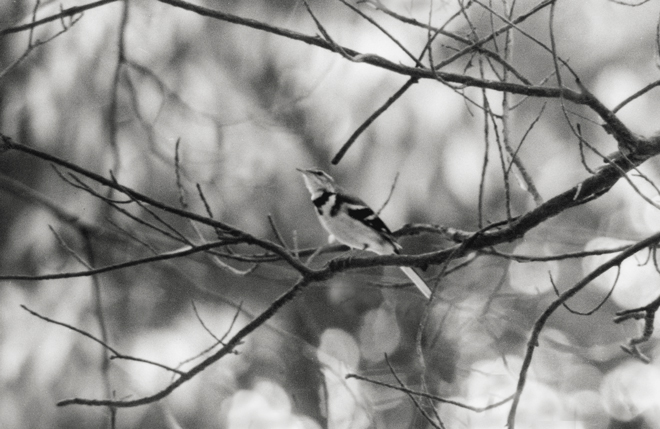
[{"x1": 2, "y1": 0, "x2": 660, "y2": 428}]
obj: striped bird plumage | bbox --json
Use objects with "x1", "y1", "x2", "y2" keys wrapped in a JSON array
[{"x1": 298, "y1": 168, "x2": 431, "y2": 299}]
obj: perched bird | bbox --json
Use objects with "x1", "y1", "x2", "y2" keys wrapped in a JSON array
[{"x1": 297, "y1": 168, "x2": 431, "y2": 299}]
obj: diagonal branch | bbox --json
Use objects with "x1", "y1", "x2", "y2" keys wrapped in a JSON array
[
  {"x1": 331, "y1": 77, "x2": 419, "y2": 165},
  {"x1": 0, "y1": 0, "x2": 119, "y2": 36},
  {"x1": 326, "y1": 137, "x2": 660, "y2": 272},
  {"x1": 154, "y1": 0, "x2": 570, "y2": 98},
  {"x1": 154, "y1": 0, "x2": 637, "y2": 150},
  {"x1": 57, "y1": 277, "x2": 310, "y2": 408},
  {"x1": 0, "y1": 134, "x2": 312, "y2": 276},
  {"x1": 506, "y1": 230, "x2": 660, "y2": 428}
]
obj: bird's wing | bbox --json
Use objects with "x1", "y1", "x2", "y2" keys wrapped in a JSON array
[{"x1": 335, "y1": 193, "x2": 394, "y2": 235}]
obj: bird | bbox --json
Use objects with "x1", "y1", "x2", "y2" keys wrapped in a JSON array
[{"x1": 297, "y1": 168, "x2": 432, "y2": 299}]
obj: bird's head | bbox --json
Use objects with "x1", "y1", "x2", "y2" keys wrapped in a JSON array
[{"x1": 297, "y1": 168, "x2": 337, "y2": 196}]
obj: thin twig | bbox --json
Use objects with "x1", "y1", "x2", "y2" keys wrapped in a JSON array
[
  {"x1": 608, "y1": 0, "x2": 651, "y2": 6},
  {"x1": 385, "y1": 354, "x2": 444, "y2": 428},
  {"x1": 0, "y1": 240, "x2": 239, "y2": 281},
  {"x1": 576, "y1": 123, "x2": 596, "y2": 174},
  {"x1": 549, "y1": 267, "x2": 620, "y2": 316},
  {"x1": 0, "y1": 0, "x2": 113, "y2": 36},
  {"x1": 338, "y1": 0, "x2": 423, "y2": 67},
  {"x1": 347, "y1": 372, "x2": 513, "y2": 411},
  {"x1": 484, "y1": 243, "x2": 632, "y2": 262},
  {"x1": 503, "y1": 105, "x2": 545, "y2": 206},
  {"x1": 612, "y1": 79, "x2": 660, "y2": 113},
  {"x1": 0, "y1": 0, "x2": 83, "y2": 80},
  {"x1": 2, "y1": 136, "x2": 311, "y2": 273},
  {"x1": 478, "y1": 87, "x2": 490, "y2": 229},
  {"x1": 108, "y1": 0, "x2": 130, "y2": 175},
  {"x1": 175, "y1": 302, "x2": 244, "y2": 372},
  {"x1": 21, "y1": 305, "x2": 184, "y2": 375},
  {"x1": 267, "y1": 214, "x2": 289, "y2": 249},
  {"x1": 375, "y1": 172, "x2": 400, "y2": 216}
]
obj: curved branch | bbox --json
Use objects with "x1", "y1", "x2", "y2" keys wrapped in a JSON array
[
  {"x1": 506, "y1": 230, "x2": 660, "y2": 428},
  {"x1": 612, "y1": 79, "x2": 660, "y2": 113}
]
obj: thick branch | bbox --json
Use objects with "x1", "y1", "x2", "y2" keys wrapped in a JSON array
[
  {"x1": 153, "y1": 0, "x2": 571, "y2": 101},
  {"x1": 325, "y1": 138, "x2": 660, "y2": 273},
  {"x1": 154, "y1": 0, "x2": 640, "y2": 151}
]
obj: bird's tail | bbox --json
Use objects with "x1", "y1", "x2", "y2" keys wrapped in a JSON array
[{"x1": 399, "y1": 266, "x2": 432, "y2": 299}]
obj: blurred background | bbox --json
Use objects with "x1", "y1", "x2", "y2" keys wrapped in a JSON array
[{"x1": 3, "y1": 0, "x2": 660, "y2": 428}]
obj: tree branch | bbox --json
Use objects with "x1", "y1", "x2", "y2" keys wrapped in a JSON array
[
  {"x1": 57, "y1": 277, "x2": 311, "y2": 408},
  {"x1": 0, "y1": 0, "x2": 119, "y2": 36},
  {"x1": 506, "y1": 230, "x2": 660, "y2": 428}
]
